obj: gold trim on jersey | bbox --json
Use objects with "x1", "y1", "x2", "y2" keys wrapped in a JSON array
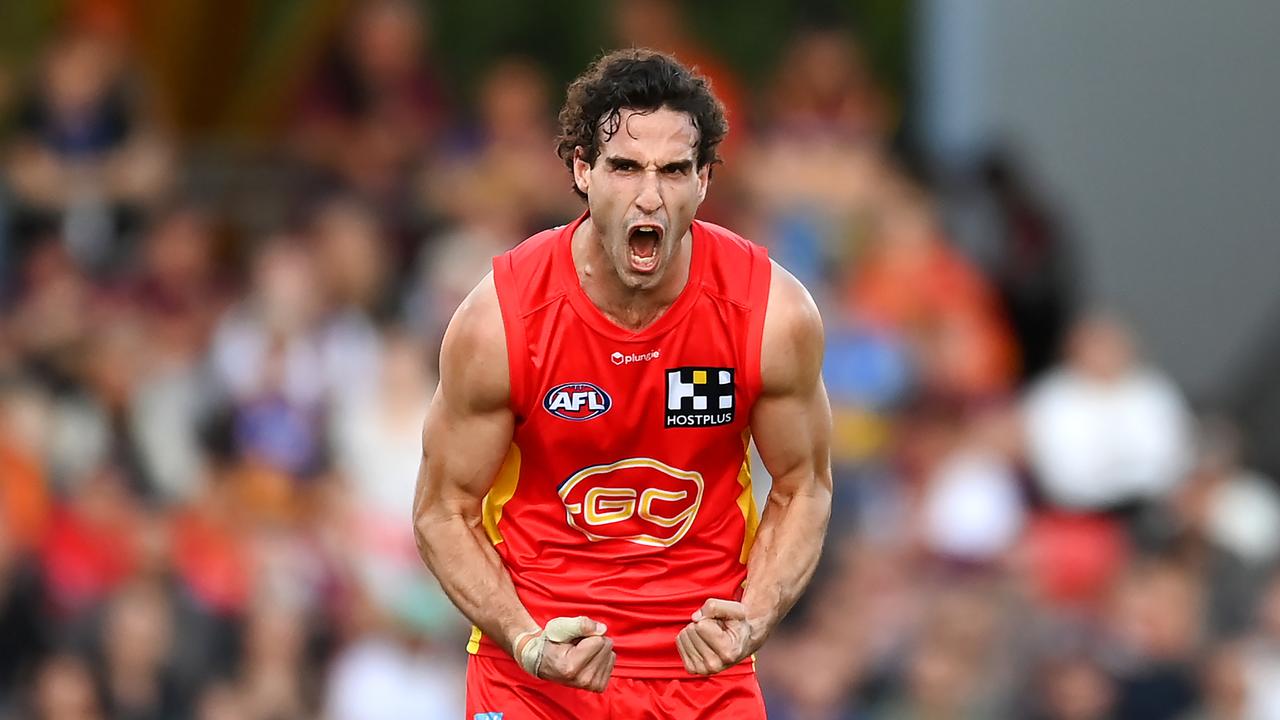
[
  {"x1": 736, "y1": 431, "x2": 760, "y2": 564},
  {"x1": 470, "y1": 443, "x2": 523, "y2": 655},
  {"x1": 481, "y1": 443, "x2": 523, "y2": 545}
]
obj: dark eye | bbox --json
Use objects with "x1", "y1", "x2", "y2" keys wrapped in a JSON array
[{"x1": 662, "y1": 164, "x2": 690, "y2": 175}]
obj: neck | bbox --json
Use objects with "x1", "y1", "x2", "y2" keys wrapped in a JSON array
[{"x1": 571, "y1": 217, "x2": 693, "y2": 331}]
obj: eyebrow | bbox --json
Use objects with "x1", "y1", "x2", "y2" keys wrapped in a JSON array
[
  {"x1": 605, "y1": 156, "x2": 640, "y2": 169},
  {"x1": 604, "y1": 156, "x2": 694, "y2": 172}
]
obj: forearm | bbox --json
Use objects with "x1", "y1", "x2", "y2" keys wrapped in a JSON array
[
  {"x1": 739, "y1": 474, "x2": 832, "y2": 649},
  {"x1": 414, "y1": 509, "x2": 538, "y2": 655}
]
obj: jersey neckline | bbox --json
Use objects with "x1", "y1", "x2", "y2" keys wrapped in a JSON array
[{"x1": 555, "y1": 211, "x2": 708, "y2": 342}]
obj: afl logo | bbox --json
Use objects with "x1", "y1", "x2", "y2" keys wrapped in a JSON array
[{"x1": 543, "y1": 382, "x2": 612, "y2": 421}]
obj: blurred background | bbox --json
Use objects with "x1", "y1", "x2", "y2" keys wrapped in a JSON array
[{"x1": 0, "y1": 0, "x2": 1278, "y2": 718}]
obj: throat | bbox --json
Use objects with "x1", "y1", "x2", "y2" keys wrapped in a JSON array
[
  {"x1": 597, "y1": 298, "x2": 675, "y2": 332},
  {"x1": 572, "y1": 217, "x2": 692, "y2": 332}
]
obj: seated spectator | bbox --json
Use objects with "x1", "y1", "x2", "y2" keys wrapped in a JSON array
[
  {"x1": 1175, "y1": 415, "x2": 1280, "y2": 635},
  {"x1": 1240, "y1": 573, "x2": 1280, "y2": 718},
  {"x1": 39, "y1": 466, "x2": 141, "y2": 617},
  {"x1": 292, "y1": 0, "x2": 448, "y2": 201},
  {"x1": 96, "y1": 580, "x2": 183, "y2": 720},
  {"x1": 1034, "y1": 654, "x2": 1116, "y2": 720},
  {"x1": 1185, "y1": 640, "x2": 1248, "y2": 720},
  {"x1": 29, "y1": 653, "x2": 104, "y2": 720},
  {"x1": 765, "y1": 28, "x2": 890, "y2": 142},
  {"x1": 425, "y1": 56, "x2": 576, "y2": 238},
  {"x1": 0, "y1": 511, "x2": 50, "y2": 713},
  {"x1": 612, "y1": 0, "x2": 748, "y2": 162},
  {"x1": 210, "y1": 235, "x2": 378, "y2": 482},
  {"x1": 1024, "y1": 314, "x2": 1193, "y2": 510},
  {"x1": 330, "y1": 329, "x2": 436, "y2": 625},
  {"x1": 5, "y1": 28, "x2": 172, "y2": 273},
  {"x1": 848, "y1": 188, "x2": 1018, "y2": 397},
  {"x1": 1104, "y1": 559, "x2": 1204, "y2": 720},
  {"x1": 324, "y1": 633, "x2": 465, "y2": 720},
  {"x1": 0, "y1": 379, "x2": 52, "y2": 551},
  {"x1": 920, "y1": 402, "x2": 1026, "y2": 565},
  {"x1": 1176, "y1": 415, "x2": 1280, "y2": 566}
]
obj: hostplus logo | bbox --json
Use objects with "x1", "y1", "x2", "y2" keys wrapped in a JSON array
[
  {"x1": 610, "y1": 349, "x2": 661, "y2": 365},
  {"x1": 665, "y1": 367, "x2": 736, "y2": 427}
]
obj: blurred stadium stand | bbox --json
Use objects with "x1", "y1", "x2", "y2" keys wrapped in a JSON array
[{"x1": 1, "y1": 1, "x2": 1278, "y2": 719}]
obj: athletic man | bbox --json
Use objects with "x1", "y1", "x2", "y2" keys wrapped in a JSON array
[{"x1": 413, "y1": 49, "x2": 832, "y2": 717}]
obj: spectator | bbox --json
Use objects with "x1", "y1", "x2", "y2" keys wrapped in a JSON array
[
  {"x1": 30, "y1": 653, "x2": 104, "y2": 720},
  {"x1": 39, "y1": 466, "x2": 141, "y2": 617},
  {"x1": 426, "y1": 57, "x2": 575, "y2": 239},
  {"x1": 292, "y1": 0, "x2": 448, "y2": 202},
  {"x1": 5, "y1": 28, "x2": 172, "y2": 274},
  {"x1": 848, "y1": 187, "x2": 1018, "y2": 397},
  {"x1": 0, "y1": 511, "x2": 50, "y2": 713},
  {"x1": 1035, "y1": 654, "x2": 1116, "y2": 720},
  {"x1": 1184, "y1": 641, "x2": 1248, "y2": 720},
  {"x1": 919, "y1": 401, "x2": 1026, "y2": 565},
  {"x1": 1024, "y1": 314, "x2": 1194, "y2": 511},
  {"x1": 1104, "y1": 560, "x2": 1204, "y2": 720},
  {"x1": 612, "y1": 0, "x2": 748, "y2": 160},
  {"x1": 1240, "y1": 573, "x2": 1280, "y2": 718},
  {"x1": 324, "y1": 633, "x2": 464, "y2": 720},
  {"x1": 233, "y1": 599, "x2": 311, "y2": 720},
  {"x1": 95, "y1": 580, "x2": 183, "y2": 720},
  {"x1": 330, "y1": 329, "x2": 436, "y2": 622}
]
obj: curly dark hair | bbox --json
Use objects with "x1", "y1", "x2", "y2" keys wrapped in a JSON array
[{"x1": 556, "y1": 48, "x2": 729, "y2": 200}]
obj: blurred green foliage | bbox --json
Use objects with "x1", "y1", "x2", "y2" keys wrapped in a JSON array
[{"x1": 0, "y1": 0, "x2": 909, "y2": 140}]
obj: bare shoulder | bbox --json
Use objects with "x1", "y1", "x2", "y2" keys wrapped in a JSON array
[
  {"x1": 438, "y1": 272, "x2": 510, "y2": 414},
  {"x1": 760, "y1": 261, "x2": 825, "y2": 396}
]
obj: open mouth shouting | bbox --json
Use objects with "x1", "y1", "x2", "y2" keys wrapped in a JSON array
[{"x1": 626, "y1": 222, "x2": 665, "y2": 273}]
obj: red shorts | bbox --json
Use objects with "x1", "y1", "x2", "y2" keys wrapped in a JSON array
[{"x1": 465, "y1": 654, "x2": 767, "y2": 719}]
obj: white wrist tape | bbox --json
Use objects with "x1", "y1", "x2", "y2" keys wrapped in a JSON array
[{"x1": 514, "y1": 617, "x2": 597, "y2": 677}]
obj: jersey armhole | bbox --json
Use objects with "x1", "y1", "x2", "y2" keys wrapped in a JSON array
[
  {"x1": 743, "y1": 245, "x2": 771, "y2": 400},
  {"x1": 492, "y1": 254, "x2": 531, "y2": 422}
]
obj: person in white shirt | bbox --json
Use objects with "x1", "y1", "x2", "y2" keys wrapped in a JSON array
[{"x1": 1024, "y1": 314, "x2": 1193, "y2": 510}]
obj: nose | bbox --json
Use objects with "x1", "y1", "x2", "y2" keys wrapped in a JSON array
[{"x1": 635, "y1": 170, "x2": 663, "y2": 215}]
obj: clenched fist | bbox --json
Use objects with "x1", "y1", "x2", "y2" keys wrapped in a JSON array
[
  {"x1": 675, "y1": 599, "x2": 754, "y2": 676},
  {"x1": 514, "y1": 616, "x2": 616, "y2": 692}
]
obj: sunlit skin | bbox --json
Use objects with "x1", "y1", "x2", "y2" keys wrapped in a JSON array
[{"x1": 571, "y1": 107, "x2": 710, "y2": 330}]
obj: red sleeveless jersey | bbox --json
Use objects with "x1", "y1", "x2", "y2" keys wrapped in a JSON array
[{"x1": 469, "y1": 212, "x2": 771, "y2": 678}]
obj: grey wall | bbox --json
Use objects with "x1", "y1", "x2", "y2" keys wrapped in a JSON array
[{"x1": 919, "y1": 0, "x2": 1280, "y2": 400}]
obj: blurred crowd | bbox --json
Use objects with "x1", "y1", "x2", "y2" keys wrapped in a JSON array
[{"x1": 1, "y1": 1, "x2": 1278, "y2": 719}]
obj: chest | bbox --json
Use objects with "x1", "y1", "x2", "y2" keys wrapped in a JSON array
[{"x1": 518, "y1": 298, "x2": 752, "y2": 458}]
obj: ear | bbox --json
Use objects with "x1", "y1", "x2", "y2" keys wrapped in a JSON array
[
  {"x1": 696, "y1": 164, "x2": 710, "y2": 203},
  {"x1": 573, "y1": 147, "x2": 592, "y2": 196}
]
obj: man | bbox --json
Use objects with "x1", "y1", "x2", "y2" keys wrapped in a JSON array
[{"x1": 413, "y1": 49, "x2": 832, "y2": 717}]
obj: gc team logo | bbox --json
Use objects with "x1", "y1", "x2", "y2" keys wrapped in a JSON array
[
  {"x1": 558, "y1": 458, "x2": 704, "y2": 547},
  {"x1": 543, "y1": 382, "x2": 612, "y2": 421}
]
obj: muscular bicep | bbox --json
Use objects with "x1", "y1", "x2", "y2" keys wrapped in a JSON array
[
  {"x1": 750, "y1": 264, "x2": 832, "y2": 496},
  {"x1": 751, "y1": 374, "x2": 832, "y2": 493},
  {"x1": 416, "y1": 386, "x2": 514, "y2": 521},
  {"x1": 413, "y1": 274, "x2": 516, "y2": 523}
]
